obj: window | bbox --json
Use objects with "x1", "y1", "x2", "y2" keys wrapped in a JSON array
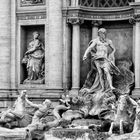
[{"x1": 79, "y1": 0, "x2": 134, "y2": 7}]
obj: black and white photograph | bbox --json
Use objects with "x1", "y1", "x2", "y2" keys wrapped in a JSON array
[{"x1": 0, "y1": 0, "x2": 140, "y2": 139}]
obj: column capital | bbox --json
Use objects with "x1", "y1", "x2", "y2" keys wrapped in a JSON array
[
  {"x1": 129, "y1": 14, "x2": 140, "y2": 24},
  {"x1": 67, "y1": 18, "x2": 84, "y2": 25},
  {"x1": 91, "y1": 20, "x2": 102, "y2": 27}
]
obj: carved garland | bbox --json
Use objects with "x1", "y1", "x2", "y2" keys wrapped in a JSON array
[
  {"x1": 67, "y1": 18, "x2": 84, "y2": 25},
  {"x1": 129, "y1": 14, "x2": 140, "y2": 24},
  {"x1": 20, "y1": 0, "x2": 45, "y2": 7}
]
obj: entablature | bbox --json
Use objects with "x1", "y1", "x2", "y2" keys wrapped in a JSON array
[{"x1": 62, "y1": 6, "x2": 134, "y2": 21}]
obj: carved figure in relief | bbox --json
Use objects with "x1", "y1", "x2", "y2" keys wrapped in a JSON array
[
  {"x1": 21, "y1": 0, "x2": 44, "y2": 5},
  {"x1": 25, "y1": 96, "x2": 52, "y2": 125},
  {"x1": 82, "y1": 28, "x2": 120, "y2": 93},
  {"x1": 0, "y1": 90, "x2": 27, "y2": 124},
  {"x1": 22, "y1": 31, "x2": 45, "y2": 83},
  {"x1": 52, "y1": 94, "x2": 71, "y2": 120}
]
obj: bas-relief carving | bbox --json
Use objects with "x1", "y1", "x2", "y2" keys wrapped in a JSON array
[
  {"x1": 22, "y1": 31, "x2": 45, "y2": 84},
  {"x1": 20, "y1": 0, "x2": 45, "y2": 6},
  {"x1": 17, "y1": 14, "x2": 46, "y2": 20}
]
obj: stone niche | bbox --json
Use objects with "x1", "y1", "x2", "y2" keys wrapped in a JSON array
[
  {"x1": 20, "y1": 25, "x2": 45, "y2": 84},
  {"x1": 80, "y1": 21, "x2": 92, "y2": 88},
  {"x1": 80, "y1": 20, "x2": 133, "y2": 87}
]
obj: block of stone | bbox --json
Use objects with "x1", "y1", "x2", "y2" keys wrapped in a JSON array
[
  {"x1": 107, "y1": 130, "x2": 140, "y2": 140},
  {"x1": 0, "y1": 127, "x2": 27, "y2": 140},
  {"x1": 72, "y1": 119, "x2": 102, "y2": 126},
  {"x1": 50, "y1": 128, "x2": 93, "y2": 139}
]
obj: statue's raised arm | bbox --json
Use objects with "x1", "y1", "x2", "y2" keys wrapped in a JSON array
[{"x1": 83, "y1": 40, "x2": 97, "y2": 61}]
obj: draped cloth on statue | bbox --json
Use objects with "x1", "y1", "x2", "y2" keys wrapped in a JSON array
[
  {"x1": 81, "y1": 38, "x2": 120, "y2": 94},
  {"x1": 81, "y1": 57, "x2": 120, "y2": 94}
]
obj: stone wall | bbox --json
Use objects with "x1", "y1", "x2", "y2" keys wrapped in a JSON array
[
  {"x1": 0, "y1": 0, "x2": 11, "y2": 90},
  {"x1": 103, "y1": 21, "x2": 133, "y2": 61},
  {"x1": 80, "y1": 23, "x2": 92, "y2": 87}
]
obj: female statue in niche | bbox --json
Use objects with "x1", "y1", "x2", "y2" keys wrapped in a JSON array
[
  {"x1": 82, "y1": 28, "x2": 120, "y2": 94},
  {"x1": 22, "y1": 31, "x2": 45, "y2": 84}
]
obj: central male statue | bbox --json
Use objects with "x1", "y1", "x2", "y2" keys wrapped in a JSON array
[{"x1": 82, "y1": 28, "x2": 120, "y2": 93}]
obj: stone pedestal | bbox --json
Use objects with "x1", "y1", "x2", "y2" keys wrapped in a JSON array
[{"x1": 0, "y1": 127, "x2": 26, "y2": 140}]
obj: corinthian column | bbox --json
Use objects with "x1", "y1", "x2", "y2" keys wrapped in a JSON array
[
  {"x1": 68, "y1": 19, "x2": 84, "y2": 95},
  {"x1": 91, "y1": 21, "x2": 102, "y2": 39},
  {"x1": 130, "y1": 16, "x2": 140, "y2": 98}
]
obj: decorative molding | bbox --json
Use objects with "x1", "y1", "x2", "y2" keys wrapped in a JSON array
[
  {"x1": 129, "y1": 14, "x2": 140, "y2": 24},
  {"x1": 62, "y1": 7, "x2": 134, "y2": 21},
  {"x1": 91, "y1": 20, "x2": 102, "y2": 27},
  {"x1": 17, "y1": 11, "x2": 46, "y2": 20},
  {"x1": 20, "y1": 0, "x2": 45, "y2": 7},
  {"x1": 67, "y1": 18, "x2": 84, "y2": 25}
]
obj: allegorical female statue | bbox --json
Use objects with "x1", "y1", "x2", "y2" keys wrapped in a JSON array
[
  {"x1": 82, "y1": 28, "x2": 120, "y2": 93},
  {"x1": 22, "y1": 31, "x2": 45, "y2": 84}
]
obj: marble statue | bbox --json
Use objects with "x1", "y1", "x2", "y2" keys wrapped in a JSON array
[
  {"x1": 25, "y1": 96, "x2": 52, "y2": 125},
  {"x1": 0, "y1": 29, "x2": 138, "y2": 140},
  {"x1": 133, "y1": 100, "x2": 140, "y2": 132},
  {"x1": 0, "y1": 90, "x2": 27, "y2": 124},
  {"x1": 82, "y1": 28, "x2": 120, "y2": 94},
  {"x1": 52, "y1": 94, "x2": 71, "y2": 120},
  {"x1": 108, "y1": 94, "x2": 137, "y2": 135},
  {"x1": 22, "y1": 31, "x2": 45, "y2": 84}
]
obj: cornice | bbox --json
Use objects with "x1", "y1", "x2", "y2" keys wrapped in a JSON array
[
  {"x1": 17, "y1": 10, "x2": 46, "y2": 20},
  {"x1": 62, "y1": 6, "x2": 134, "y2": 21}
]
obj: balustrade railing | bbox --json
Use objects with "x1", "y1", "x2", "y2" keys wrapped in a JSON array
[{"x1": 69, "y1": 0, "x2": 134, "y2": 7}]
